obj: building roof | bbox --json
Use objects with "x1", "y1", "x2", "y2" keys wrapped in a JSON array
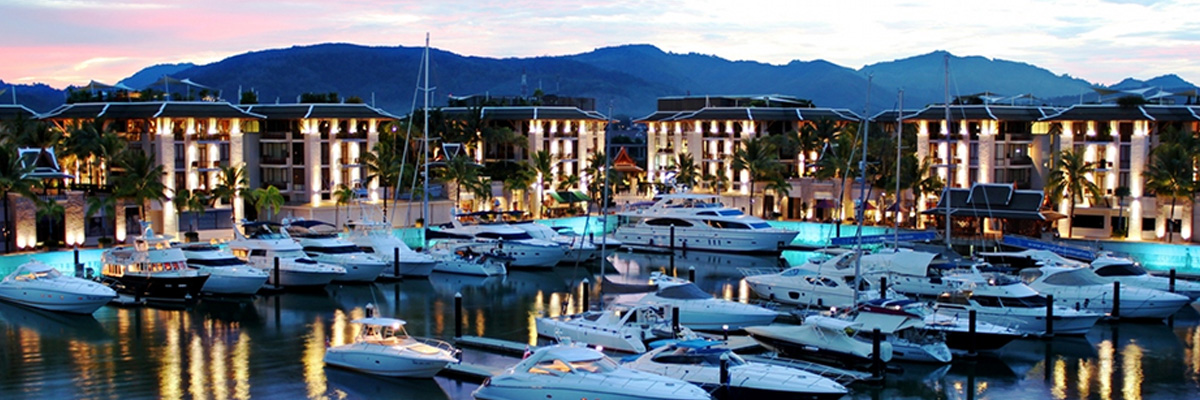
[
  {"x1": 902, "y1": 105, "x2": 1059, "y2": 122},
  {"x1": 612, "y1": 147, "x2": 643, "y2": 173},
  {"x1": 636, "y1": 107, "x2": 860, "y2": 123},
  {"x1": 1041, "y1": 104, "x2": 1200, "y2": 122},
  {"x1": 18, "y1": 147, "x2": 73, "y2": 180},
  {"x1": 439, "y1": 106, "x2": 608, "y2": 121},
  {"x1": 0, "y1": 105, "x2": 37, "y2": 120},
  {"x1": 923, "y1": 183, "x2": 1063, "y2": 221},
  {"x1": 870, "y1": 109, "x2": 921, "y2": 122},
  {"x1": 241, "y1": 103, "x2": 399, "y2": 120},
  {"x1": 40, "y1": 102, "x2": 264, "y2": 120}
]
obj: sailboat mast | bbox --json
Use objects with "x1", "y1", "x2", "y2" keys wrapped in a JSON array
[
  {"x1": 422, "y1": 33, "x2": 431, "y2": 233},
  {"x1": 598, "y1": 103, "x2": 613, "y2": 309},
  {"x1": 894, "y1": 90, "x2": 903, "y2": 249},
  {"x1": 943, "y1": 54, "x2": 952, "y2": 249},
  {"x1": 852, "y1": 74, "x2": 872, "y2": 308}
]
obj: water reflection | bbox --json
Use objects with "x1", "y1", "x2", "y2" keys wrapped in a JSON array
[
  {"x1": 303, "y1": 318, "x2": 327, "y2": 399},
  {"x1": 325, "y1": 368, "x2": 449, "y2": 399}
]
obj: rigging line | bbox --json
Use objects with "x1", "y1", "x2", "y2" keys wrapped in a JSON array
[{"x1": 395, "y1": 48, "x2": 426, "y2": 226}]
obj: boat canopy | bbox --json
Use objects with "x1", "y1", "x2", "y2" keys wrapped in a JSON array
[
  {"x1": 539, "y1": 345, "x2": 605, "y2": 362},
  {"x1": 657, "y1": 283, "x2": 712, "y2": 300},
  {"x1": 353, "y1": 317, "x2": 407, "y2": 327},
  {"x1": 5, "y1": 261, "x2": 61, "y2": 281}
]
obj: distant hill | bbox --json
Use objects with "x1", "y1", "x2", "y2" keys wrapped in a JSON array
[
  {"x1": 0, "y1": 80, "x2": 64, "y2": 113},
  {"x1": 118, "y1": 63, "x2": 196, "y2": 89},
  {"x1": 5, "y1": 44, "x2": 1199, "y2": 117}
]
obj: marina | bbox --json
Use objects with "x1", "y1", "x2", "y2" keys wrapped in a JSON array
[{"x1": 1, "y1": 233, "x2": 1199, "y2": 399}]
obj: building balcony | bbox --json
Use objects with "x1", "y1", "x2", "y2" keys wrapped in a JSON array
[
  {"x1": 261, "y1": 131, "x2": 290, "y2": 140},
  {"x1": 261, "y1": 156, "x2": 289, "y2": 165},
  {"x1": 335, "y1": 132, "x2": 368, "y2": 140}
]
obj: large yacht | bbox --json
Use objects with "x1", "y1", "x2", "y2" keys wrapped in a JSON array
[
  {"x1": 1019, "y1": 266, "x2": 1190, "y2": 320},
  {"x1": 472, "y1": 343, "x2": 710, "y2": 400},
  {"x1": 0, "y1": 260, "x2": 116, "y2": 314},
  {"x1": 179, "y1": 244, "x2": 269, "y2": 295},
  {"x1": 227, "y1": 221, "x2": 346, "y2": 288},
  {"x1": 344, "y1": 219, "x2": 436, "y2": 278},
  {"x1": 911, "y1": 269, "x2": 1102, "y2": 336},
  {"x1": 285, "y1": 219, "x2": 387, "y2": 283},
  {"x1": 984, "y1": 249, "x2": 1200, "y2": 301},
  {"x1": 614, "y1": 193, "x2": 799, "y2": 253},
  {"x1": 99, "y1": 225, "x2": 210, "y2": 302},
  {"x1": 428, "y1": 212, "x2": 567, "y2": 268}
]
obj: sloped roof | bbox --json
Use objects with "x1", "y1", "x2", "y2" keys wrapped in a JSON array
[
  {"x1": 18, "y1": 147, "x2": 73, "y2": 180},
  {"x1": 439, "y1": 106, "x2": 608, "y2": 121},
  {"x1": 1041, "y1": 104, "x2": 1200, "y2": 122},
  {"x1": 40, "y1": 102, "x2": 264, "y2": 120},
  {"x1": 612, "y1": 147, "x2": 643, "y2": 173},
  {"x1": 0, "y1": 105, "x2": 37, "y2": 120},
  {"x1": 637, "y1": 107, "x2": 860, "y2": 123},
  {"x1": 923, "y1": 183, "x2": 1059, "y2": 220},
  {"x1": 902, "y1": 105, "x2": 1058, "y2": 122},
  {"x1": 242, "y1": 103, "x2": 399, "y2": 120}
]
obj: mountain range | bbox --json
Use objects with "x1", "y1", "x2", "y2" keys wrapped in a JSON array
[{"x1": 3, "y1": 43, "x2": 1196, "y2": 118}]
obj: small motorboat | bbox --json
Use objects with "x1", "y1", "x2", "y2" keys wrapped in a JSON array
[
  {"x1": 472, "y1": 342, "x2": 710, "y2": 400},
  {"x1": 536, "y1": 305, "x2": 689, "y2": 353},
  {"x1": 0, "y1": 259, "x2": 116, "y2": 314},
  {"x1": 624, "y1": 339, "x2": 848, "y2": 399},
  {"x1": 618, "y1": 272, "x2": 777, "y2": 331},
  {"x1": 744, "y1": 316, "x2": 893, "y2": 369},
  {"x1": 180, "y1": 243, "x2": 269, "y2": 295},
  {"x1": 323, "y1": 312, "x2": 459, "y2": 378},
  {"x1": 847, "y1": 300, "x2": 952, "y2": 363}
]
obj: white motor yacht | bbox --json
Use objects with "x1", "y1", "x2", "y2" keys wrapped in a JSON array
[
  {"x1": 344, "y1": 219, "x2": 436, "y2": 278},
  {"x1": 536, "y1": 305, "x2": 689, "y2": 353},
  {"x1": 616, "y1": 272, "x2": 777, "y2": 331},
  {"x1": 614, "y1": 193, "x2": 799, "y2": 253},
  {"x1": 428, "y1": 242, "x2": 508, "y2": 276},
  {"x1": 1020, "y1": 266, "x2": 1190, "y2": 319},
  {"x1": 744, "y1": 316, "x2": 893, "y2": 369},
  {"x1": 511, "y1": 220, "x2": 601, "y2": 263},
  {"x1": 624, "y1": 339, "x2": 848, "y2": 400},
  {"x1": 99, "y1": 225, "x2": 209, "y2": 301},
  {"x1": 179, "y1": 244, "x2": 269, "y2": 295},
  {"x1": 867, "y1": 299, "x2": 1024, "y2": 354},
  {"x1": 844, "y1": 302, "x2": 952, "y2": 363},
  {"x1": 0, "y1": 260, "x2": 115, "y2": 314},
  {"x1": 1089, "y1": 252, "x2": 1200, "y2": 300},
  {"x1": 429, "y1": 212, "x2": 567, "y2": 268},
  {"x1": 323, "y1": 315, "x2": 459, "y2": 378},
  {"x1": 227, "y1": 221, "x2": 346, "y2": 288},
  {"x1": 472, "y1": 343, "x2": 710, "y2": 400},
  {"x1": 930, "y1": 276, "x2": 1102, "y2": 336},
  {"x1": 744, "y1": 252, "x2": 897, "y2": 309},
  {"x1": 286, "y1": 219, "x2": 388, "y2": 283}
]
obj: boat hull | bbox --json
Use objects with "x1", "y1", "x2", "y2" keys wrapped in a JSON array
[
  {"x1": 936, "y1": 305, "x2": 1101, "y2": 336},
  {"x1": 432, "y1": 259, "x2": 506, "y2": 276},
  {"x1": 615, "y1": 226, "x2": 797, "y2": 253},
  {"x1": 103, "y1": 275, "x2": 209, "y2": 302},
  {"x1": 323, "y1": 349, "x2": 451, "y2": 378},
  {"x1": 378, "y1": 261, "x2": 437, "y2": 278},
  {"x1": 328, "y1": 262, "x2": 388, "y2": 283},
  {"x1": 0, "y1": 287, "x2": 113, "y2": 314},
  {"x1": 265, "y1": 269, "x2": 341, "y2": 288},
  {"x1": 200, "y1": 273, "x2": 268, "y2": 295},
  {"x1": 474, "y1": 383, "x2": 706, "y2": 400},
  {"x1": 535, "y1": 318, "x2": 648, "y2": 353}
]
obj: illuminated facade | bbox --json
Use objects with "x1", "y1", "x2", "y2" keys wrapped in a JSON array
[
  {"x1": 39, "y1": 101, "x2": 263, "y2": 243},
  {"x1": 895, "y1": 103, "x2": 1200, "y2": 242}
]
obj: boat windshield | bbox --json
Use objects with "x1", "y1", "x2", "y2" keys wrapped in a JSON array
[
  {"x1": 748, "y1": 221, "x2": 772, "y2": 229},
  {"x1": 568, "y1": 357, "x2": 619, "y2": 373},
  {"x1": 652, "y1": 349, "x2": 745, "y2": 367},
  {"x1": 12, "y1": 268, "x2": 62, "y2": 281},
  {"x1": 275, "y1": 250, "x2": 308, "y2": 259},
  {"x1": 658, "y1": 283, "x2": 712, "y2": 300},
  {"x1": 476, "y1": 232, "x2": 534, "y2": 241},
  {"x1": 1094, "y1": 263, "x2": 1148, "y2": 277},
  {"x1": 1001, "y1": 295, "x2": 1048, "y2": 308},
  {"x1": 1042, "y1": 268, "x2": 1109, "y2": 286},
  {"x1": 305, "y1": 245, "x2": 361, "y2": 254}
]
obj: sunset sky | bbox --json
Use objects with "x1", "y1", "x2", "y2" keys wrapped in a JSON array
[{"x1": 3, "y1": 0, "x2": 1199, "y2": 89}]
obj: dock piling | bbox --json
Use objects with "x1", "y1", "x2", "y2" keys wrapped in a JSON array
[
  {"x1": 688, "y1": 266, "x2": 695, "y2": 283},
  {"x1": 1112, "y1": 281, "x2": 1120, "y2": 319},
  {"x1": 1170, "y1": 269, "x2": 1177, "y2": 293},
  {"x1": 871, "y1": 328, "x2": 883, "y2": 379},
  {"x1": 394, "y1": 247, "x2": 400, "y2": 279},
  {"x1": 581, "y1": 279, "x2": 590, "y2": 312},
  {"x1": 454, "y1": 292, "x2": 463, "y2": 339},
  {"x1": 879, "y1": 276, "x2": 887, "y2": 299},
  {"x1": 968, "y1": 309, "x2": 978, "y2": 358},
  {"x1": 672, "y1": 307, "x2": 680, "y2": 337},
  {"x1": 1045, "y1": 294, "x2": 1054, "y2": 337},
  {"x1": 273, "y1": 257, "x2": 281, "y2": 289}
]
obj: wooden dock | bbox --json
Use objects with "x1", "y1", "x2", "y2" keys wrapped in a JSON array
[
  {"x1": 455, "y1": 335, "x2": 534, "y2": 357},
  {"x1": 439, "y1": 362, "x2": 503, "y2": 382}
]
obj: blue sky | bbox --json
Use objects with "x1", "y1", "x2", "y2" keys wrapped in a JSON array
[{"x1": 2, "y1": 0, "x2": 1198, "y2": 88}]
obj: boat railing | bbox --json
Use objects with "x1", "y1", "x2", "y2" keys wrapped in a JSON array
[
  {"x1": 415, "y1": 337, "x2": 459, "y2": 357},
  {"x1": 742, "y1": 354, "x2": 868, "y2": 384},
  {"x1": 738, "y1": 267, "x2": 780, "y2": 278}
]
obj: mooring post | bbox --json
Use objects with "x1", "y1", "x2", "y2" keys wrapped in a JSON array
[
  {"x1": 719, "y1": 353, "x2": 730, "y2": 394},
  {"x1": 1045, "y1": 294, "x2": 1054, "y2": 337},
  {"x1": 454, "y1": 292, "x2": 463, "y2": 339},
  {"x1": 879, "y1": 276, "x2": 887, "y2": 299},
  {"x1": 968, "y1": 309, "x2": 978, "y2": 358},
  {"x1": 1169, "y1": 269, "x2": 1177, "y2": 293},
  {"x1": 672, "y1": 306, "x2": 681, "y2": 337},
  {"x1": 393, "y1": 247, "x2": 401, "y2": 279},
  {"x1": 273, "y1": 257, "x2": 281, "y2": 289},
  {"x1": 688, "y1": 266, "x2": 696, "y2": 283},
  {"x1": 1112, "y1": 281, "x2": 1120, "y2": 319},
  {"x1": 581, "y1": 278, "x2": 590, "y2": 312},
  {"x1": 669, "y1": 225, "x2": 675, "y2": 251},
  {"x1": 722, "y1": 324, "x2": 729, "y2": 341},
  {"x1": 871, "y1": 328, "x2": 883, "y2": 379},
  {"x1": 74, "y1": 246, "x2": 82, "y2": 278}
]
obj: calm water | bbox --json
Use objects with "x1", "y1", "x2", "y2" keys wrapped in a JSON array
[{"x1": 2, "y1": 249, "x2": 1200, "y2": 399}]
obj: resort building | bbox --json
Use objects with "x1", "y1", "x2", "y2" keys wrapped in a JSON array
[
  {"x1": 636, "y1": 95, "x2": 860, "y2": 219},
  {"x1": 38, "y1": 101, "x2": 263, "y2": 244}
]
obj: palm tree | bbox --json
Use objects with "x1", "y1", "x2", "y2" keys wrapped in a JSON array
[
  {"x1": 36, "y1": 198, "x2": 64, "y2": 249},
  {"x1": 1046, "y1": 150, "x2": 1103, "y2": 238},
  {"x1": 0, "y1": 143, "x2": 39, "y2": 252},
  {"x1": 334, "y1": 184, "x2": 356, "y2": 229},
  {"x1": 1114, "y1": 186, "x2": 1131, "y2": 237},
  {"x1": 531, "y1": 150, "x2": 555, "y2": 218},
  {"x1": 503, "y1": 162, "x2": 536, "y2": 213},
  {"x1": 85, "y1": 194, "x2": 117, "y2": 245},
  {"x1": 439, "y1": 154, "x2": 487, "y2": 209},
  {"x1": 252, "y1": 186, "x2": 285, "y2": 221},
  {"x1": 701, "y1": 172, "x2": 729, "y2": 194},
  {"x1": 557, "y1": 174, "x2": 580, "y2": 191},
  {"x1": 175, "y1": 189, "x2": 210, "y2": 237},
  {"x1": 801, "y1": 118, "x2": 843, "y2": 176},
  {"x1": 764, "y1": 176, "x2": 792, "y2": 219},
  {"x1": 729, "y1": 136, "x2": 780, "y2": 217},
  {"x1": 111, "y1": 151, "x2": 168, "y2": 226},
  {"x1": 673, "y1": 153, "x2": 699, "y2": 190},
  {"x1": 212, "y1": 164, "x2": 249, "y2": 228},
  {"x1": 1144, "y1": 142, "x2": 1194, "y2": 243},
  {"x1": 361, "y1": 140, "x2": 402, "y2": 222}
]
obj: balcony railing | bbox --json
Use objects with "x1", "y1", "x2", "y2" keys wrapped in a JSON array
[
  {"x1": 261, "y1": 131, "x2": 289, "y2": 140},
  {"x1": 261, "y1": 155, "x2": 288, "y2": 165}
]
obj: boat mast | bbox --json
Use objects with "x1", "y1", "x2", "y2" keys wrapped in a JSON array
[
  {"x1": 421, "y1": 33, "x2": 431, "y2": 243},
  {"x1": 852, "y1": 74, "x2": 872, "y2": 308},
  {"x1": 943, "y1": 54, "x2": 952, "y2": 249},
  {"x1": 894, "y1": 90, "x2": 903, "y2": 249},
  {"x1": 598, "y1": 102, "x2": 613, "y2": 309}
]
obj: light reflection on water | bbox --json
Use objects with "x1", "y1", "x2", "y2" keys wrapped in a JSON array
[{"x1": 0, "y1": 250, "x2": 1198, "y2": 400}]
